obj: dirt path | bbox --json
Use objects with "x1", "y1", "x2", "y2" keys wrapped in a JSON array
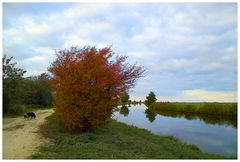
[{"x1": 3, "y1": 109, "x2": 54, "y2": 159}]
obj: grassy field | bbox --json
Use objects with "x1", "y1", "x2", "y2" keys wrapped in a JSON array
[
  {"x1": 31, "y1": 113, "x2": 226, "y2": 159},
  {"x1": 149, "y1": 102, "x2": 237, "y2": 116}
]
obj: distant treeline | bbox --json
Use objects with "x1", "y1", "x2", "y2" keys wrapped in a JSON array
[
  {"x1": 3, "y1": 55, "x2": 54, "y2": 115},
  {"x1": 3, "y1": 73, "x2": 54, "y2": 114},
  {"x1": 22, "y1": 74, "x2": 54, "y2": 107},
  {"x1": 149, "y1": 102, "x2": 237, "y2": 116}
]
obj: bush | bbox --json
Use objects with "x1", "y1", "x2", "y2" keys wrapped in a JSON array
[{"x1": 48, "y1": 46, "x2": 144, "y2": 131}]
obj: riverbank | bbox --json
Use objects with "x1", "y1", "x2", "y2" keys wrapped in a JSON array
[
  {"x1": 32, "y1": 113, "x2": 226, "y2": 159},
  {"x1": 149, "y1": 102, "x2": 237, "y2": 116}
]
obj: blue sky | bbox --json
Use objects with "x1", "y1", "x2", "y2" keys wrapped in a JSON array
[{"x1": 3, "y1": 3, "x2": 237, "y2": 102}]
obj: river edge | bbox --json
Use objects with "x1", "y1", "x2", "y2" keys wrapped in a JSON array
[
  {"x1": 31, "y1": 113, "x2": 230, "y2": 159},
  {"x1": 114, "y1": 104, "x2": 237, "y2": 157}
]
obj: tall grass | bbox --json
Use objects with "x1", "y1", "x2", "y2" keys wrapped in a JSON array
[{"x1": 149, "y1": 103, "x2": 237, "y2": 116}]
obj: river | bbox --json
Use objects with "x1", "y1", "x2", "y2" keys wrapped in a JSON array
[{"x1": 113, "y1": 104, "x2": 237, "y2": 157}]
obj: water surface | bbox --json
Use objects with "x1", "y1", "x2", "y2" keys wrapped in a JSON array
[{"x1": 113, "y1": 104, "x2": 237, "y2": 157}]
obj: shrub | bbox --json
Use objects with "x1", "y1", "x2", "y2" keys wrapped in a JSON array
[{"x1": 48, "y1": 46, "x2": 144, "y2": 131}]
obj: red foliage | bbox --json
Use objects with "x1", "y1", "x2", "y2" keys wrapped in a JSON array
[{"x1": 48, "y1": 46, "x2": 144, "y2": 131}]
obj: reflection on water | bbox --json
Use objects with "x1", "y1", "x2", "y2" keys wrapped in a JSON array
[
  {"x1": 145, "y1": 109, "x2": 157, "y2": 123},
  {"x1": 114, "y1": 104, "x2": 237, "y2": 157},
  {"x1": 119, "y1": 105, "x2": 129, "y2": 117},
  {"x1": 146, "y1": 108, "x2": 237, "y2": 128}
]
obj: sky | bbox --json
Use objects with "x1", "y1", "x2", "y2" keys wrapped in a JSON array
[{"x1": 3, "y1": 3, "x2": 238, "y2": 102}]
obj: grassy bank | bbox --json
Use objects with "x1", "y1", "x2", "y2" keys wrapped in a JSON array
[
  {"x1": 149, "y1": 102, "x2": 237, "y2": 116},
  {"x1": 32, "y1": 113, "x2": 226, "y2": 159}
]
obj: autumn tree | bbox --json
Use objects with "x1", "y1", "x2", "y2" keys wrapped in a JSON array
[
  {"x1": 48, "y1": 46, "x2": 144, "y2": 131},
  {"x1": 145, "y1": 91, "x2": 157, "y2": 106}
]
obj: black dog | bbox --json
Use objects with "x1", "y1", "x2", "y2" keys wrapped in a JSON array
[{"x1": 24, "y1": 112, "x2": 36, "y2": 119}]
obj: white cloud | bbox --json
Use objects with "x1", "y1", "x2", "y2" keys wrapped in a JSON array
[
  {"x1": 181, "y1": 89, "x2": 237, "y2": 102},
  {"x1": 3, "y1": 3, "x2": 237, "y2": 100},
  {"x1": 155, "y1": 89, "x2": 237, "y2": 102},
  {"x1": 131, "y1": 89, "x2": 237, "y2": 102},
  {"x1": 127, "y1": 50, "x2": 159, "y2": 58},
  {"x1": 131, "y1": 26, "x2": 161, "y2": 45},
  {"x1": 220, "y1": 54, "x2": 236, "y2": 63},
  {"x1": 21, "y1": 17, "x2": 54, "y2": 35},
  {"x1": 62, "y1": 35, "x2": 93, "y2": 48},
  {"x1": 23, "y1": 56, "x2": 46, "y2": 62},
  {"x1": 24, "y1": 70, "x2": 47, "y2": 77},
  {"x1": 154, "y1": 58, "x2": 199, "y2": 71},
  {"x1": 62, "y1": 4, "x2": 111, "y2": 19}
]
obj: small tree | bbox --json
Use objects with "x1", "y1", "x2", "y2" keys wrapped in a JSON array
[
  {"x1": 121, "y1": 92, "x2": 129, "y2": 105},
  {"x1": 145, "y1": 91, "x2": 157, "y2": 106},
  {"x1": 48, "y1": 46, "x2": 144, "y2": 131}
]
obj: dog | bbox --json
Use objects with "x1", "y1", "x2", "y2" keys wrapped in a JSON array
[{"x1": 24, "y1": 112, "x2": 36, "y2": 119}]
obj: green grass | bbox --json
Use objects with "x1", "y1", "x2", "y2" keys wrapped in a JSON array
[
  {"x1": 149, "y1": 102, "x2": 237, "y2": 116},
  {"x1": 31, "y1": 113, "x2": 226, "y2": 159}
]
